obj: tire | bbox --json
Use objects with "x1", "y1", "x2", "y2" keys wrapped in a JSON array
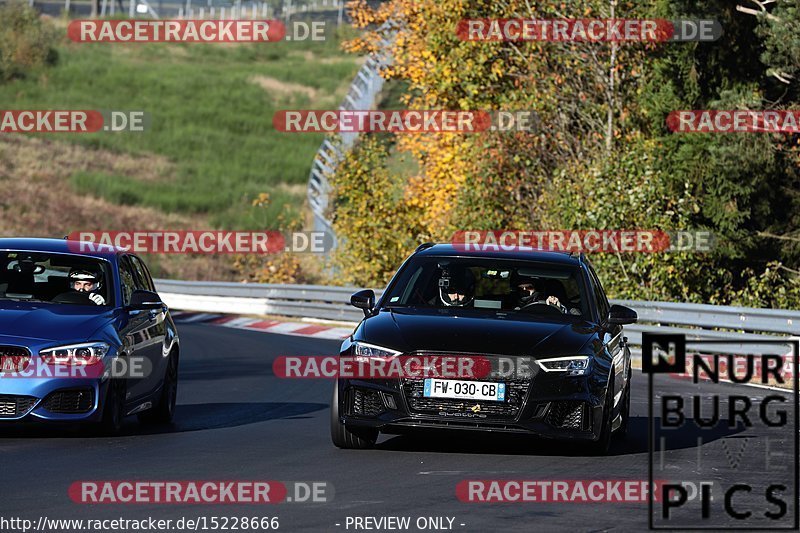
[
  {"x1": 615, "y1": 369, "x2": 631, "y2": 439},
  {"x1": 138, "y1": 351, "x2": 178, "y2": 424},
  {"x1": 588, "y1": 374, "x2": 614, "y2": 455},
  {"x1": 97, "y1": 379, "x2": 126, "y2": 436},
  {"x1": 330, "y1": 382, "x2": 378, "y2": 449}
]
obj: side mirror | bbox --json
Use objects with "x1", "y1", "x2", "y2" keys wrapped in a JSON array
[
  {"x1": 350, "y1": 289, "x2": 375, "y2": 317},
  {"x1": 608, "y1": 304, "x2": 637, "y2": 325},
  {"x1": 128, "y1": 289, "x2": 164, "y2": 311}
]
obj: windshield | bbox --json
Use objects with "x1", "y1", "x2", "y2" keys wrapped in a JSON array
[
  {"x1": 383, "y1": 256, "x2": 589, "y2": 318},
  {"x1": 0, "y1": 251, "x2": 113, "y2": 306}
]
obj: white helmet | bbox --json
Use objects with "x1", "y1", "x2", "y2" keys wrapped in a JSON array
[{"x1": 68, "y1": 268, "x2": 102, "y2": 291}]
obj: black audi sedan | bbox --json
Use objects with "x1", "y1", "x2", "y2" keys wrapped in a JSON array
[{"x1": 331, "y1": 243, "x2": 637, "y2": 453}]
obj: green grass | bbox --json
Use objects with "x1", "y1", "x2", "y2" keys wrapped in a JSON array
[
  {"x1": 0, "y1": 28, "x2": 361, "y2": 229},
  {"x1": 374, "y1": 80, "x2": 419, "y2": 181}
]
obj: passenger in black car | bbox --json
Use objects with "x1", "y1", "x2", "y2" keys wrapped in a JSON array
[{"x1": 437, "y1": 265, "x2": 475, "y2": 307}]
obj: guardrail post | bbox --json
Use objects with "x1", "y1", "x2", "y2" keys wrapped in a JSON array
[{"x1": 305, "y1": 21, "x2": 396, "y2": 258}]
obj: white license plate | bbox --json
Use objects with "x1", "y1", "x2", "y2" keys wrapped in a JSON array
[{"x1": 423, "y1": 378, "x2": 506, "y2": 402}]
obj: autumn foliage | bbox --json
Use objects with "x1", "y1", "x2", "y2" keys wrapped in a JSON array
[{"x1": 330, "y1": 0, "x2": 800, "y2": 307}]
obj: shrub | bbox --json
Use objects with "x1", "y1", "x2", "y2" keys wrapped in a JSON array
[{"x1": 0, "y1": 1, "x2": 58, "y2": 82}]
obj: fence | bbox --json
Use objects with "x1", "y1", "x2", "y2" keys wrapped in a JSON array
[
  {"x1": 154, "y1": 279, "x2": 800, "y2": 354},
  {"x1": 307, "y1": 20, "x2": 395, "y2": 244}
]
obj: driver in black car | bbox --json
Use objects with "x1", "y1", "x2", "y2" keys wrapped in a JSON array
[{"x1": 68, "y1": 268, "x2": 106, "y2": 306}]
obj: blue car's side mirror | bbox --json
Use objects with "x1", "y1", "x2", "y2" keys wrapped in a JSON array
[{"x1": 128, "y1": 290, "x2": 163, "y2": 311}]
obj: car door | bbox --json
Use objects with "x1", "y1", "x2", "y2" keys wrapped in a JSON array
[
  {"x1": 586, "y1": 264, "x2": 627, "y2": 405},
  {"x1": 119, "y1": 255, "x2": 165, "y2": 404}
]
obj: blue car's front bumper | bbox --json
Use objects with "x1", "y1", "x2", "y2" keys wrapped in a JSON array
[
  {"x1": 0, "y1": 374, "x2": 108, "y2": 422},
  {"x1": 1, "y1": 334, "x2": 117, "y2": 423}
]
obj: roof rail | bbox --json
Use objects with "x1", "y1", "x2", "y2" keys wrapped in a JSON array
[{"x1": 415, "y1": 242, "x2": 436, "y2": 253}]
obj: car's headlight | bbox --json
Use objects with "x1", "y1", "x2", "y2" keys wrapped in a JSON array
[
  {"x1": 40, "y1": 342, "x2": 110, "y2": 366},
  {"x1": 537, "y1": 356, "x2": 590, "y2": 376},
  {"x1": 351, "y1": 342, "x2": 401, "y2": 358}
]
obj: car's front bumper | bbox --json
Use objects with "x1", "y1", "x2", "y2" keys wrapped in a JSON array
[
  {"x1": 0, "y1": 376, "x2": 107, "y2": 422},
  {"x1": 337, "y1": 366, "x2": 611, "y2": 441}
]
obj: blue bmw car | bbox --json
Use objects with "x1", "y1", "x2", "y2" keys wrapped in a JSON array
[{"x1": 0, "y1": 238, "x2": 179, "y2": 434}]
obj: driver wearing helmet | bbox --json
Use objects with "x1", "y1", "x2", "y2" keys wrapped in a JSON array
[
  {"x1": 68, "y1": 268, "x2": 106, "y2": 306},
  {"x1": 438, "y1": 265, "x2": 475, "y2": 307}
]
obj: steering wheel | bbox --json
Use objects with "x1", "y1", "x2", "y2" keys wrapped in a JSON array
[
  {"x1": 52, "y1": 291, "x2": 94, "y2": 305},
  {"x1": 518, "y1": 299, "x2": 563, "y2": 314}
]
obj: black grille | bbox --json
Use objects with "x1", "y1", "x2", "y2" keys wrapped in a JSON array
[
  {"x1": 545, "y1": 401, "x2": 588, "y2": 430},
  {"x1": 402, "y1": 379, "x2": 529, "y2": 419},
  {"x1": 0, "y1": 345, "x2": 32, "y2": 373},
  {"x1": 349, "y1": 387, "x2": 385, "y2": 416},
  {"x1": 41, "y1": 389, "x2": 94, "y2": 414},
  {"x1": 0, "y1": 395, "x2": 38, "y2": 418}
]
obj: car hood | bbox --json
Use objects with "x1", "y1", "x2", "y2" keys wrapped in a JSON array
[
  {"x1": 358, "y1": 308, "x2": 599, "y2": 357},
  {"x1": 0, "y1": 301, "x2": 117, "y2": 344}
]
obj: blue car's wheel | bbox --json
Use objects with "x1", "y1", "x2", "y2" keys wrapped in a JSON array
[
  {"x1": 98, "y1": 379, "x2": 126, "y2": 436},
  {"x1": 139, "y1": 351, "x2": 178, "y2": 424}
]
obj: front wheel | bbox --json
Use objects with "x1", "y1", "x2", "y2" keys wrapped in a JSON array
[
  {"x1": 139, "y1": 351, "x2": 178, "y2": 424},
  {"x1": 615, "y1": 369, "x2": 631, "y2": 439},
  {"x1": 97, "y1": 379, "x2": 126, "y2": 436},
  {"x1": 587, "y1": 374, "x2": 614, "y2": 455},
  {"x1": 330, "y1": 382, "x2": 378, "y2": 449}
]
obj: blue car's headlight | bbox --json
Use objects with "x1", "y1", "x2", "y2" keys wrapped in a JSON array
[
  {"x1": 352, "y1": 342, "x2": 401, "y2": 358},
  {"x1": 537, "y1": 356, "x2": 590, "y2": 376},
  {"x1": 40, "y1": 342, "x2": 110, "y2": 366}
]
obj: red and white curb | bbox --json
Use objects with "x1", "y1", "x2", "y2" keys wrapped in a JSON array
[{"x1": 171, "y1": 312, "x2": 354, "y2": 340}]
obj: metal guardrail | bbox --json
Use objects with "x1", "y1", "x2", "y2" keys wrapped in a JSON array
[
  {"x1": 155, "y1": 279, "x2": 800, "y2": 353},
  {"x1": 306, "y1": 20, "x2": 395, "y2": 246},
  {"x1": 156, "y1": 278, "x2": 366, "y2": 322},
  {"x1": 612, "y1": 299, "x2": 798, "y2": 355}
]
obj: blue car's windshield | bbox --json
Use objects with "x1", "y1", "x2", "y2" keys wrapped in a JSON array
[
  {"x1": 0, "y1": 251, "x2": 113, "y2": 307},
  {"x1": 383, "y1": 257, "x2": 589, "y2": 318}
]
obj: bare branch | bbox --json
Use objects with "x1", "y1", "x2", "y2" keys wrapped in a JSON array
[
  {"x1": 778, "y1": 264, "x2": 800, "y2": 276},
  {"x1": 735, "y1": 4, "x2": 780, "y2": 21},
  {"x1": 768, "y1": 69, "x2": 794, "y2": 84},
  {"x1": 757, "y1": 231, "x2": 800, "y2": 243}
]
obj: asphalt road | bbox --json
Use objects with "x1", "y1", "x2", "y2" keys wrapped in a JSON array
[{"x1": 0, "y1": 322, "x2": 796, "y2": 532}]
